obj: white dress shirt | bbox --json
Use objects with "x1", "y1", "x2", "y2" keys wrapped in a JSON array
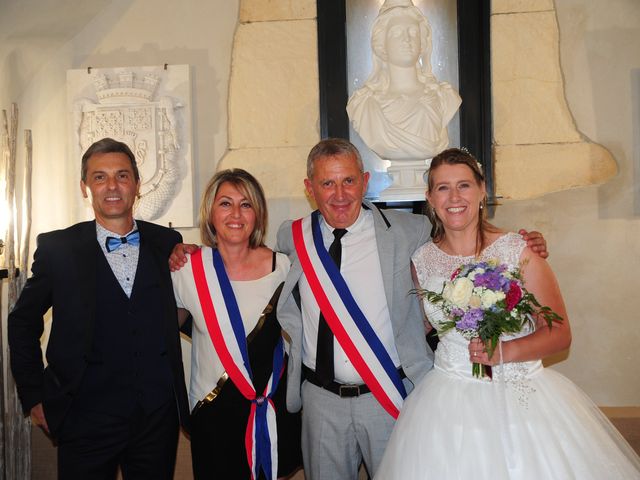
[
  {"x1": 96, "y1": 221, "x2": 139, "y2": 298},
  {"x1": 300, "y1": 208, "x2": 401, "y2": 383}
]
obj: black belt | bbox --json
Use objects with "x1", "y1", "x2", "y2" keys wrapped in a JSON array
[{"x1": 302, "y1": 364, "x2": 406, "y2": 398}]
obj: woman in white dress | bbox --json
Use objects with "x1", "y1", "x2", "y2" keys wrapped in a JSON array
[{"x1": 375, "y1": 148, "x2": 640, "y2": 479}]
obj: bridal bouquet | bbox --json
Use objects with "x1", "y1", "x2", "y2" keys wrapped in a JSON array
[{"x1": 416, "y1": 259, "x2": 562, "y2": 378}]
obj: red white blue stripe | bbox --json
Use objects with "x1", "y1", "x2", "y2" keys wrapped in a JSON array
[
  {"x1": 292, "y1": 211, "x2": 406, "y2": 418},
  {"x1": 191, "y1": 248, "x2": 284, "y2": 480}
]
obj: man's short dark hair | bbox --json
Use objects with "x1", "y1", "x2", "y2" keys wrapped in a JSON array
[{"x1": 81, "y1": 138, "x2": 140, "y2": 182}]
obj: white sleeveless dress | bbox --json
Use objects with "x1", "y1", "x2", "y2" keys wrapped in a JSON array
[{"x1": 375, "y1": 233, "x2": 640, "y2": 479}]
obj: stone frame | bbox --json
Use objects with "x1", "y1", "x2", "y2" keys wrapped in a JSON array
[{"x1": 317, "y1": 0, "x2": 493, "y2": 212}]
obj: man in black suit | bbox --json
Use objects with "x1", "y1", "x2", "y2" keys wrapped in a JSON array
[{"x1": 9, "y1": 137, "x2": 189, "y2": 479}]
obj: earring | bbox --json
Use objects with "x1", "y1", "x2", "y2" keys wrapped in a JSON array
[{"x1": 479, "y1": 203, "x2": 484, "y2": 210}]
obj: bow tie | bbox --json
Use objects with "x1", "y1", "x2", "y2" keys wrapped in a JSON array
[{"x1": 105, "y1": 230, "x2": 140, "y2": 253}]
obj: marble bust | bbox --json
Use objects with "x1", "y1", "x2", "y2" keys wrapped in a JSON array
[{"x1": 347, "y1": 0, "x2": 461, "y2": 161}]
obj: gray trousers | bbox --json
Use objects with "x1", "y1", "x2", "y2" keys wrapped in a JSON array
[{"x1": 301, "y1": 379, "x2": 411, "y2": 480}]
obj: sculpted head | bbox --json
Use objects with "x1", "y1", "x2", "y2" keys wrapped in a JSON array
[
  {"x1": 346, "y1": 0, "x2": 461, "y2": 162},
  {"x1": 368, "y1": 2, "x2": 433, "y2": 89}
]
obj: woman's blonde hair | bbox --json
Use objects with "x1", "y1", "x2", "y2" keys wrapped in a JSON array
[{"x1": 199, "y1": 169, "x2": 268, "y2": 249}]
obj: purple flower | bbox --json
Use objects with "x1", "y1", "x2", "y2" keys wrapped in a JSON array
[
  {"x1": 474, "y1": 270, "x2": 510, "y2": 291},
  {"x1": 456, "y1": 308, "x2": 483, "y2": 330}
]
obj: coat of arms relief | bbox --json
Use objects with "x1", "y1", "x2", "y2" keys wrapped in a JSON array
[{"x1": 68, "y1": 65, "x2": 195, "y2": 227}]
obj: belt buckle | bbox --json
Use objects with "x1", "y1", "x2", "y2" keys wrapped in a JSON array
[{"x1": 338, "y1": 384, "x2": 360, "y2": 397}]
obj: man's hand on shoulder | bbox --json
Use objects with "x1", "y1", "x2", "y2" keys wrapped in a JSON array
[
  {"x1": 169, "y1": 243, "x2": 200, "y2": 272},
  {"x1": 519, "y1": 229, "x2": 549, "y2": 259},
  {"x1": 31, "y1": 403, "x2": 49, "y2": 434}
]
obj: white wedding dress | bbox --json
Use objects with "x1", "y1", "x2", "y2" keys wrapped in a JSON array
[{"x1": 376, "y1": 233, "x2": 640, "y2": 479}]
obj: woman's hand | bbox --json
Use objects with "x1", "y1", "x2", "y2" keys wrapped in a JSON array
[{"x1": 468, "y1": 338, "x2": 504, "y2": 366}]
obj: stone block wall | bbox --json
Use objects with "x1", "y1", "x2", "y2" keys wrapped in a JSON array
[
  {"x1": 491, "y1": 0, "x2": 617, "y2": 199},
  {"x1": 219, "y1": 0, "x2": 319, "y2": 203}
]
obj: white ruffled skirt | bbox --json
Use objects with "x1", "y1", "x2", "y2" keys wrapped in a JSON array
[{"x1": 375, "y1": 365, "x2": 640, "y2": 479}]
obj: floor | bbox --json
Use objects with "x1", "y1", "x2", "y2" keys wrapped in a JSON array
[{"x1": 31, "y1": 409, "x2": 639, "y2": 479}]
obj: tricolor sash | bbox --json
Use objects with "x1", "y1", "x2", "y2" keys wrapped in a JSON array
[
  {"x1": 292, "y1": 211, "x2": 407, "y2": 418},
  {"x1": 191, "y1": 248, "x2": 284, "y2": 480}
]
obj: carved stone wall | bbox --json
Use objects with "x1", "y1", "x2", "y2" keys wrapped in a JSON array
[
  {"x1": 491, "y1": 0, "x2": 617, "y2": 199},
  {"x1": 225, "y1": 0, "x2": 618, "y2": 204},
  {"x1": 219, "y1": 1, "x2": 319, "y2": 202}
]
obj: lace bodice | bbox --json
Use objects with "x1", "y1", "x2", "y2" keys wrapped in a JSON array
[{"x1": 412, "y1": 233, "x2": 543, "y2": 386}]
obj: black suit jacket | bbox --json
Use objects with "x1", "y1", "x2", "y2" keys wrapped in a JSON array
[{"x1": 8, "y1": 220, "x2": 189, "y2": 436}]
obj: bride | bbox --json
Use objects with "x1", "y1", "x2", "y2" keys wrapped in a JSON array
[{"x1": 375, "y1": 148, "x2": 640, "y2": 479}]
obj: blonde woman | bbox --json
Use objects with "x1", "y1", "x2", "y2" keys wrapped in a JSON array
[{"x1": 172, "y1": 169, "x2": 302, "y2": 480}]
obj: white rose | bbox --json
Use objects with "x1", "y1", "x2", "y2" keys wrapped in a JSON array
[
  {"x1": 469, "y1": 294, "x2": 482, "y2": 308},
  {"x1": 481, "y1": 290, "x2": 505, "y2": 309},
  {"x1": 442, "y1": 282, "x2": 453, "y2": 302},
  {"x1": 448, "y1": 277, "x2": 474, "y2": 308}
]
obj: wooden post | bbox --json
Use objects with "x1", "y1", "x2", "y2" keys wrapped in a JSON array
[
  {"x1": 5, "y1": 105, "x2": 17, "y2": 303},
  {"x1": 2, "y1": 103, "x2": 32, "y2": 480},
  {"x1": 0, "y1": 106, "x2": 8, "y2": 480},
  {"x1": 18, "y1": 130, "x2": 32, "y2": 293}
]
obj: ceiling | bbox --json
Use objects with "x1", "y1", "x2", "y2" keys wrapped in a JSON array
[
  {"x1": 0, "y1": 0, "x2": 110, "y2": 48},
  {"x1": 0, "y1": 0, "x2": 112, "y2": 100}
]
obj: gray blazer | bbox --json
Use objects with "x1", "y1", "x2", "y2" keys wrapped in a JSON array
[{"x1": 276, "y1": 200, "x2": 434, "y2": 412}]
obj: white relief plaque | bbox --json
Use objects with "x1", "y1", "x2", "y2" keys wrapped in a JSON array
[{"x1": 67, "y1": 65, "x2": 195, "y2": 227}]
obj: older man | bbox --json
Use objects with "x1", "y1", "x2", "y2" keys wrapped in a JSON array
[
  {"x1": 9, "y1": 138, "x2": 188, "y2": 480},
  {"x1": 275, "y1": 138, "x2": 547, "y2": 480}
]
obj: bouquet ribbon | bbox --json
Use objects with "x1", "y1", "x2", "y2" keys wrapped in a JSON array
[{"x1": 494, "y1": 341, "x2": 516, "y2": 469}]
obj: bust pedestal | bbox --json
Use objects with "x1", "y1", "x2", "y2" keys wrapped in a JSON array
[{"x1": 377, "y1": 159, "x2": 430, "y2": 202}]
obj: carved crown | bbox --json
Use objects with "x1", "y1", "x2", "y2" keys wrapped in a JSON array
[{"x1": 92, "y1": 71, "x2": 160, "y2": 104}]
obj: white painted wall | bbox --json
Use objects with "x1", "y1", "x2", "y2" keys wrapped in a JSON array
[
  {"x1": 494, "y1": 0, "x2": 640, "y2": 405},
  {"x1": 0, "y1": 0, "x2": 240, "y2": 396},
  {"x1": 1, "y1": 0, "x2": 239, "y2": 246}
]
